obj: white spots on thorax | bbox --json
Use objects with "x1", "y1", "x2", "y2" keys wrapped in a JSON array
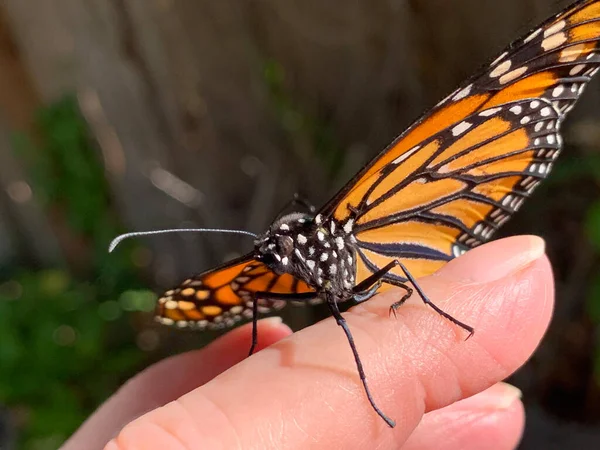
[
  {"x1": 330, "y1": 221, "x2": 336, "y2": 234},
  {"x1": 281, "y1": 256, "x2": 289, "y2": 266},
  {"x1": 490, "y1": 59, "x2": 512, "y2": 78},
  {"x1": 308, "y1": 246, "x2": 315, "y2": 256},
  {"x1": 306, "y1": 260, "x2": 316, "y2": 270},
  {"x1": 335, "y1": 236, "x2": 345, "y2": 250},
  {"x1": 392, "y1": 145, "x2": 420, "y2": 164},
  {"x1": 329, "y1": 264, "x2": 337, "y2": 275},
  {"x1": 479, "y1": 107, "x2": 502, "y2": 117},
  {"x1": 343, "y1": 219, "x2": 354, "y2": 234},
  {"x1": 315, "y1": 214, "x2": 323, "y2": 225},
  {"x1": 317, "y1": 231, "x2": 325, "y2": 241},
  {"x1": 452, "y1": 121, "x2": 472, "y2": 136},
  {"x1": 524, "y1": 28, "x2": 542, "y2": 44},
  {"x1": 274, "y1": 253, "x2": 282, "y2": 262},
  {"x1": 499, "y1": 67, "x2": 528, "y2": 85},
  {"x1": 296, "y1": 234, "x2": 307, "y2": 245},
  {"x1": 279, "y1": 223, "x2": 289, "y2": 231},
  {"x1": 452, "y1": 83, "x2": 473, "y2": 101},
  {"x1": 541, "y1": 32, "x2": 567, "y2": 52},
  {"x1": 320, "y1": 252, "x2": 329, "y2": 262}
]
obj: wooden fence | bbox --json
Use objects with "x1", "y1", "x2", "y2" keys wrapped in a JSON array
[{"x1": 0, "y1": 0, "x2": 597, "y2": 284}]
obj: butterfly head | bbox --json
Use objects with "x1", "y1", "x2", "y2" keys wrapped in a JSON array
[{"x1": 254, "y1": 212, "x2": 312, "y2": 272}]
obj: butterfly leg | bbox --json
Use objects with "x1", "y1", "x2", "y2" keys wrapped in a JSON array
[
  {"x1": 326, "y1": 293, "x2": 396, "y2": 428},
  {"x1": 248, "y1": 291, "x2": 319, "y2": 356},
  {"x1": 389, "y1": 260, "x2": 474, "y2": 338},
  {"x1": 351, "y1": 261, "x2": 413, "y2": 315}
]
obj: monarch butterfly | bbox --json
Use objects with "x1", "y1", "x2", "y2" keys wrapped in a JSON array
[{"x1": 111, "y1": 0, "x2": 600, "y2": 428}]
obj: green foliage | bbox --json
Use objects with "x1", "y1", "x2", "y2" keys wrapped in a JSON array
[
  {"x1": 0, "y1": 272, "x2": 150, "y2": 449},
  {"x1": 6, "y1": 96, "x2": 154, "y2": 449},
  {"x1": 263, "y1": 60, "x2": 344, "y2": 176}
]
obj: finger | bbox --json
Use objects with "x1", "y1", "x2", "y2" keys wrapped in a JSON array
[
  {"x1": 107, "y1": 235, "x2": 552, "y2": 450},
  {"x1": 403, "y1": 383, "x2": 525, "y2": 450},
  {"x1": 62, "y1": 317, "x2": 291, "y2": 450}
]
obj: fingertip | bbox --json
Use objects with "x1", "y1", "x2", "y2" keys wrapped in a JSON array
[{"x1": 436, "y1": 235, "x2": 546, "y2": 283}]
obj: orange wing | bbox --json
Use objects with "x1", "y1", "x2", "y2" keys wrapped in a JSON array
[
  {"x1": 156, "y1": 253, "x2": 315, "y2": 330},
  {"x1": 317, "y1": 0, "x2": 600, "y2": 284}
]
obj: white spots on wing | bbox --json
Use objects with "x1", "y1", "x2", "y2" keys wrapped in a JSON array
[
  {"x1": 509, "y1": 105, "x2": 523, "y2": 115},
  {"x1": 587, "y1": 52, "x2": 597, "y2": 60},
  {"x1": 547, "y1": 121, "x2": 555, "y2": 130},
  {"x1": 524, "y1": 28, "x2": 541, "y2": 44},
  {"x1": 559, "y1": 43, "x2": 588, "y2": 63},
  {"x1": 335, "y1": 236, "x2": 345, "y2": 250},
  {"x1": 320, "y1": 252, "x2": 329, "y2": 262},
  {"x1": 547, "y1": 134, "x2": 556, "y2": 145},
  {"x1": 499, "y1": 66, "x2": 528, "y2": 84},
  {"x1": 452, "y1": 83, "x2": 473, "y2": 101},
  {"x1": 587, "y1": 67, "x2": 600, "y2": 77},
  {"x1": 530, "y1": 100, "x2": 540, "y2": 109},
  {"x1": 159, "y1": 317, "x2": 175, "y2": 326},
  {"x1": 490, "y1": 51, "x2": 509, "y2": 67},
  {"x1": 541, "y1": 32, "x2": 567, "y2": 52},
  {"x1": 279, "y1": 223, "x2": 289, "y2": 231},
  {"x1": 534, "y1": 121, "x2": 544, "y2": 132},
  {"x1": 540, "y1": 107, "x2": 552, "y2": 117},
  {"x1": 479, "y1": 107, "x2": 502, "y2": 117},
  {"x1": 552, "y1": 85, "x2": 565, "y2": 98},
  {"x1": 330, "y1": 221, "x2": 336, "y2": 234},
  {"x1": 343, "y1": 219, "x2": 354, "y2": 234},
  {"x1": 297, "y1": 234, "x2": 307, "y2": 245},
  {"x1": 534, "y1": 138, "x2": 541, "y2": 146},
  {"x1": 570, "y1": 64, "x2": 586, "y2": 76},
  {"x1": 392, "y1": 145, "x2": 420, "y2": 164},
  {"x1": 306, "y1": 260, "x2": 316, "y2": 270},
  {"x1": 544, "y1": 20, "x2": 566, "y2": 38},
  {"x1": 538, "y1": 163, "x2": 548, "y2": 174},
  {"x1": 329, "y1": 264, "x2": 337, "y2": 275},
  {"x1": 520, "y1": 116, "x2": 531, "y2": 125},
  {"x1": 490, "y1": 59, "x2": 512, "y2": 78},
  {"x1": 452, "y1": 121, "x2": 472, "y2": 136}
]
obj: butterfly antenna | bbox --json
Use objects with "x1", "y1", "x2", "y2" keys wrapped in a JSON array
[{"x1": 109, "y1": 228, "x2": 258, "y2": 253}]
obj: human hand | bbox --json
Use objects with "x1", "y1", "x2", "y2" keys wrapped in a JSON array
[{"x1": 62, "y1": 235, "x2": 552, "y2": 449}]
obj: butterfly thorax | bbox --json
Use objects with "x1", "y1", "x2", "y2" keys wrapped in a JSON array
[{"x1": 254, "y1": 212, "x2": 357, "y2": 296}]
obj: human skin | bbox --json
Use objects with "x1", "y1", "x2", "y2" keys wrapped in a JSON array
[{"x1": 62, "y1": 235, "x2": 552, "y2": 449}]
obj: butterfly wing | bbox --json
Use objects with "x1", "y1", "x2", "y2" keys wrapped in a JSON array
[
  {"x1": 318, "y1": 0, "x2": 600, "y2": 285},
  {"x1": 156, "y1": 253, "x2": 315, "y2": 329}
]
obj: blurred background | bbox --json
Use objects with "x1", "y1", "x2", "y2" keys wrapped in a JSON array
[{"x1": 0, "y1": 0, "x2": 599, "y2": 448}]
